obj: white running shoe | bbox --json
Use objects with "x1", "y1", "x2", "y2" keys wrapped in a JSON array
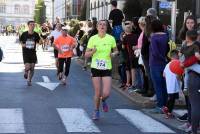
[{"x1": 150, "y1": 94, "x2": 157, "y2": 101}]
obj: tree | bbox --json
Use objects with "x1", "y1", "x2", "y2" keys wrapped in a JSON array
[
  {"x1": 123, "y1": 0, "x2": 142, "y2": 20},
  {"x1": 34, "y1": 0, "x2": 46, "y2": 24}
]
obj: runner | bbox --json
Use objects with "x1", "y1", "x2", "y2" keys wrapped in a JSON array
[
  {"x1": 40, "y1": 23, "x2": 50, "y2": 51},
  {"x1": 54, "y1": 27, "x2": 76, "y2": 85},
  {"x1": 48, "y1": 23, "x2": 62, "y2": 74},
  {"x1": 85, "y1": 20, "x2": 118, "y2": 120},
  {"x1": 19, "y1": 20, "x2": 40, "y2": 86}
]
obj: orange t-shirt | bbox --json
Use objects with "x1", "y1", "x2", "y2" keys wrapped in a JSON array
[{"x1": 54, "y1": 35, "x2": 76, "y2": 58}]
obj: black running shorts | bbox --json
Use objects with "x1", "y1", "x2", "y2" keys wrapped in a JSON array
[
  {"x1": 23, "y1": 53, "x2": 37, "y2": 64},
  {"x1": 91, "y1": 68, "x2": 112, "y2": 77}
]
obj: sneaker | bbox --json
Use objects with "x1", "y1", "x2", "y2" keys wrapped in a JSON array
[
  {"x1": 177, "y1": 113, "x2": 188, "y2": 122},
  {"x1": 150, "y1": 94, "x2": 157, "y2": 101},
  {"x1": 58, "y1": 73, "x2": 62, "y2": 80},
  {"x1": 162, "y1": 106, "x2": 169, "y2": 115},
  {"x1": 92, "y1": 110, "x2": 100, "y2": 120},
  {"x1": 82, "y1": 66, "x2": 87, "y2": 71},
  {"x1": 184, "y1": 125, "x2": 192, "y2": 133},
  {"x1": 102, "y1": 101, "x2": 108, "y2": 112},
  {"x1": 178, "y1": 123, "x2": 191, "y2": 130},
  {"x1": 24, "y1": 71, "x2": 28, "y2": 79},
  {"x1": 61, "y1": 77, "x2": 66, "y2": 85},
  {"x1": 119, "y1": 84, "x2": 126, "y2": 88},
  {"x1": 149, "y1": 107, "x2": 163, "y2": 114},
  {"x1": 27, "y1": 81, "x2": 32, "y2": 86},
  {"x1": 165, "y1": 113, "x2": 175, "y2": 119}
]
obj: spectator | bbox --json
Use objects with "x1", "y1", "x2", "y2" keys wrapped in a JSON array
[
  {"x1": 121, "y1": 21, "x2": 139, "y2": 91},
  {"x1": 162, "y1": 50, "x2": 181, "y2": 119},
  {"x1": 149, "y1": 19, "x2": 169, "y2": 113},
  {"x1": 109, "y1": 0, "x2": 124, "y2": 42},
  {"x1": 177, "y1": 15, "x2": 197, "y2": 127}
]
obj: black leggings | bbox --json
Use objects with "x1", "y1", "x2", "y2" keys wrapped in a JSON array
[
  {"x1": 166, "y1": 93, "x2": 178, "y2": 113},
  {"x1": 58, "y1": 58, "x2": 71, "y2": 77},
  {"x1": 188, "y1": 71, "x2": 200, "y2": 134}
]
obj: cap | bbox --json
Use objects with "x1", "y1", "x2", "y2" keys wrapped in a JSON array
[{"x1": 146, "y1": 8, "x2": 157, "y2": 17}]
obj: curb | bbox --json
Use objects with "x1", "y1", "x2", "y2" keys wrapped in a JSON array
[{"x1": 112, "y1": 79, "x2": 155, "y2": 108}]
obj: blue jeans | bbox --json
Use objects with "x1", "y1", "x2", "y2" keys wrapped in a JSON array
[
  {"x1": 150, "y1": 65, "x2": 168, "y2": 108},
  {"x1": 112, "y1": 25, "x2": 123, "y2": 41},
  {"x1": 135, "y1": 68, "x2": 144, "y2": 89},
  {"x1": 118, "y1": 63, "x2": 126, "y2": 84}
]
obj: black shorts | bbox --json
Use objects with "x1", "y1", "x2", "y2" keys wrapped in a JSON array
[
  {"x1": 125, "y1": 57, "x2": 139, "y2": 70},
  {"x1": 91, "y1": 68, "x2": 112, "y2": 77},
  {"x1": 23, "y1": 53, "x2": 37, "y2": 64},
  {"x1": 54, "y1": 49, "x2": 58, "y2": 58}
]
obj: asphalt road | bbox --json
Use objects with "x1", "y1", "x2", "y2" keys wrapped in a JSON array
[{"x1": 0, "y1": 36, "x2": 183, "y2": 134}]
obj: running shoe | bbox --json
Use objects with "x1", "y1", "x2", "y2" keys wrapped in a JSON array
[
  {"x1": 177, "y1": 113, "x2": 188, "y2": 122},
  {"x1": 58, "y1": 73, "x2": 62, "y2": 80},
  {"x1": 102, "y1": 101, "x2": 108, "y2": 112},
  {"x1": 27, "y1": 81, "x2": 32, "y2": 86},
  {"x1": 61, "y1": 77, "x2": 66, "y2": 85},
  {"x1": 178, "y1": 122, "x2": 191, "y2": 130},
  {"x1": 92, "y1": 110, "x2": 100, "y2": 120},
  {"x1": 24, "y1": 71, "x2": 28, "y2": 79},
  {"x1": 161, "y1": 106, "x2": 169, "y2": 115},
  {"x1": 165, "y1": 113, "x2": 175, "y2": 119},
  {"x1": 149, "y1": 107, "x2": 163, "y2": 114}
]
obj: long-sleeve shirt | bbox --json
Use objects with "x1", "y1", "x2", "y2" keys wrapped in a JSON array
[{"x1": 149, "y1": 33, "x2": 169, "y2": 66}]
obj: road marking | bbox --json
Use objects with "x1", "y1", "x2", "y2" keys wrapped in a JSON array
[
  {"x1": 116, "y1": 109, "x2": 175, "y2": 133},
  {"x1": 57, "y1": 108, "x2": 100, "y2": 133},
  {"x1": 42, "y1": 76, "x2": 50, "y2": 83},
  {"x1": 0, "y1": 108, "x2": 25, "y2": 133},
  {"x1": 36, "y1": 76, "x2": 59, "y2": 91}
]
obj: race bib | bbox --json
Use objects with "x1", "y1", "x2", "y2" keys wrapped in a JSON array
[
  {"x1": 96, "y1": 59, "x2": 107, "y2": 70},
  {"x1": 25, "y1": 40, "x2": 35, "y2": 49},
  {"x1": 61, "y1": 45, "x2": 70, "y2": 52}
]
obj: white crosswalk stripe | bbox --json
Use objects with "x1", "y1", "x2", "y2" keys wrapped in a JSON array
[
  {"x1": 57, "y1": 108, "x2": 101, "y2": 133},
  {"x1": 116, "y1": 109, "x2": 176, "y2": 133},
  {"x1": 0, "y1": 107, "x2": 178, "y2": 133},
  {"x1": 0, "y1": 108, "x2": 25, "y2": 133}
]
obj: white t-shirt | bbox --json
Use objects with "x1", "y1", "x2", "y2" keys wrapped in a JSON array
[
  {"x1": 164, "y1": 63, "x2": 181, "y2": 94},
  {"x1": 49, "y1": 30, "x2": 62, "y2": 40}
]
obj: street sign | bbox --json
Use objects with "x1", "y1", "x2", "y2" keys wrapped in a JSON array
[{"x1": 159, "y1": 2, "x2": 172, "y2": 9}]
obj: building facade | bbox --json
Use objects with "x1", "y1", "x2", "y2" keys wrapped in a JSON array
[
  {"x1": 0, "y1": 0, "x2": 36, "y2": 26},
  {"x1": 54, "y1": 0, "x2": 85, "y2": 21},
  {"x1": 89, "y1": 0, "x2": 125, "y2": 20},
  {"x1": 44, "y1": 0, "x2": 52, "y2": 23}
]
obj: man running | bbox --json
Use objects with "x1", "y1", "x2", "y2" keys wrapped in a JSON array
[
  {"x1": 54, "y1": 27, "x2": 76, "y2": 85},
  {"x1": 20, "y1": 20, "x2": 40, "y2": 86}
]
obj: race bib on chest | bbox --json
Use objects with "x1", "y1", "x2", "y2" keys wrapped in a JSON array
[
  {"x1": 25, "y1": 40, "x2": 35, "y2": 49},
  {"x1": 61, "y1": 45, "x2": 70, "y2": 52},
  {"x1": 96, "y1": 59, "x2": 107, "y2": 70}
]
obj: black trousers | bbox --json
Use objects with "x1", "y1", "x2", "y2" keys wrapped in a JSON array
[
  {"x1": 188, "y1": 71, "x2": 200, "y2": 134},
  {"x1": 58, "y1": 57, "x2": 71, "y2": 77}
]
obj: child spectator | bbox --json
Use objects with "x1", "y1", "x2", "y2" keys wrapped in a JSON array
[
  {"x1": 121, "y1": 21, "x2": 139, "y2": 91},
  {"x1": 162, "y1": 50, "x2": 181, "y2": 119}
]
